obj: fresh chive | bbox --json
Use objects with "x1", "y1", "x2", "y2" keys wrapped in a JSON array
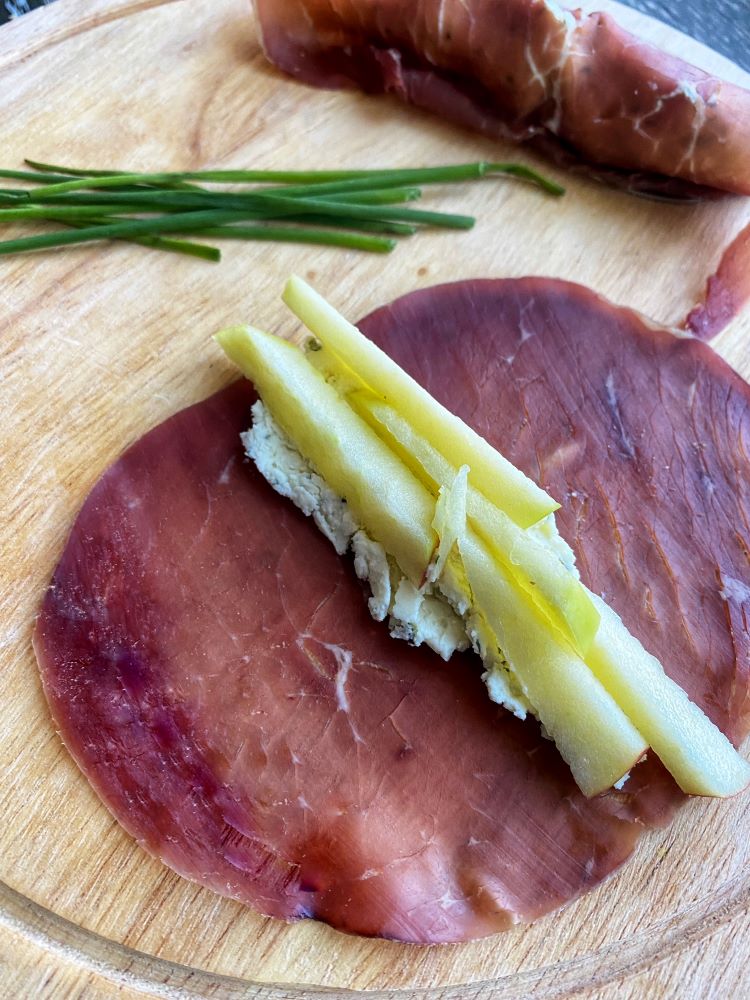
[
  {"x1": 28, "y1": 161, "x2": 563, "y2": 199},
  {"x1": 27, "y1": 163, "x2": 491, "y2": 187},
  {"x1": 6, "y1": 190, "x2": 210, "y2": 211},
  {"x1": 21, "y1": 188, "x2": 265, "y2": 211},
  {"x1": 25, "y1": 160, "x2": 145, "y2": 177},
  {"x1": 0, "y1": 204, "x2": 172, "y2": 221},
  {"x1": 0, "y1": 169, "x2": 99, "y2": 185},
  {"x1": 22, "y1": 187, "x2": 474, "y2": 229},
  {"x1": 26, "y1": 171, "x2": 291, "y2": 197},
  {"x1": 0, "y1": 199, "x2": 417, "y2": 236},
  {"x1": 22, "y1": 161, "x2": 206, "y2": 191},
  {"x1": 59, "y1": 216, "x2": 221, "y2": 261},
  {"x1": 121, "y1": 234, "x2": 221, "y2": 261},
  {"x1": 291, "y1": 215, "x2": 418, "y2": 236},
  {"x1": 487, "y1": 162, "x2": 565, "y2": 196},
  {"x1": 0, "y1": 210, "x2": 250, "y2": 255},
  {"x1": 193, "y1": 225, "x2": 394, "y2": 253},
  {"x1": 267, "y1": 164, "x2": 564, "y2": 199},
  {"x1": 0, "y1": 210, "x2": 400, "y2": 256},
  {"x1": 260, "y1": 170, "x2": 485, "y2": 200},
  {"x1": 0, "y1": 188, "x2": 421, "y2": 226},
  {"x1": 0, "y1": 190, "x2": 34, "y2": 203},
  {"x1": 319, "y1": 187, "x2": 421, "y2": 205},
  {"x1": 253, "y1": 195, "x2": 475, "y2": 229},
  {"x1": 23, "y1": 160, "x2": 204, "y2": 189}
]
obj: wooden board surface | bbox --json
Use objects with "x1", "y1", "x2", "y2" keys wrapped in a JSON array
[{"x1": 2, "y1": 0, "x2": 750, "y2": 996}]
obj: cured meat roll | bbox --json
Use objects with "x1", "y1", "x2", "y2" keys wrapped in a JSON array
[{"x1": 253, "y1": 0, "x2": 750, "y2": 196}]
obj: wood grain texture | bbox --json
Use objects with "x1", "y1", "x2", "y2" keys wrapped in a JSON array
[{"x1": 1, "y1": 0, "x2": 750, "y2": 996}]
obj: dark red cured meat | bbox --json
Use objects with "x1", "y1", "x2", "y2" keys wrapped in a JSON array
[
  {"x1": 686, "y1": 223, "x2": 750, "y2": 341},
  {"x1": 252, "y1": 0, "x2": 750, "y2": 198},
  {"x1": 34, "y1": 280, "x2": 750, "y2": 942}
]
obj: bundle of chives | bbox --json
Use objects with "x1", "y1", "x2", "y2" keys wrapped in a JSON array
[{"x1": 0, "y1": 159, "x2": 564, "y2": 261}]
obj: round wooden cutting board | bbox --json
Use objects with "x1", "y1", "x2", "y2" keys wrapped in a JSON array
[{"x1": 2, "y1": 1, "x2": 750, "y2": 996}]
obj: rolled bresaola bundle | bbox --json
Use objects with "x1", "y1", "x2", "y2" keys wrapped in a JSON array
[{"x1": 253, "y1": 0, "x2": 750, "y2": 196}]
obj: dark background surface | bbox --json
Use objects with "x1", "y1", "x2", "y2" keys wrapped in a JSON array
[
  {"x1": 1, "y1": 0, "x2": 749, "y2": 71},
  {"x1": 620, "y1": 0, "x2": 749, "y2": 69}
]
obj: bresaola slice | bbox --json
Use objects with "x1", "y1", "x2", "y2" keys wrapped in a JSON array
[
  {"x1": 253, "y1": 0, "x2": 750, "y2": 197},
  {"x1": 33, "y1": 379, "x2": 651, "y2": 943},
  {"x1": 686, "y1": 223, "x2": 750, "y2": 340},
  {"x1": 34, "y1": 279, "x2": 750, "y2": 942}
]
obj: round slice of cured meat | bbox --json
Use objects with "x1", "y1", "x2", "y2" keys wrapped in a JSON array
[{"x1": 34, "y1": 279, "x2": 750, "y2": 943}]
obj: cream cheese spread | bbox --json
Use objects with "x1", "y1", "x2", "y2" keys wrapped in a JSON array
[{"x1": 243, "y1": 400, "x2": 534, "y2": 716}]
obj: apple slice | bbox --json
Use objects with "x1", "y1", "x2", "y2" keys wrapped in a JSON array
[
  {"x1": 457, "y1": 531, "x2": 647, "y2": 797},
  {"x1": 282, "y1": 275, "x2": 557, "y2": 529},
  {"x1": 429, "y1": 465, "x2": 469, "y2": 584},
  {"x1": 585, "y1": 595, "x2": 750, "y2": 797},
  {"x1": 350, "y1": 392, "x2": 599, "y2": 655},
  {"x1": 216, "y1": 325, "x2": 434, "y2": 585}
]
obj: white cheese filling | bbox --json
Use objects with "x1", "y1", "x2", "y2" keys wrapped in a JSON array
[{"x1": 243, "y1": 401, "x2": 533, "y2": 717}]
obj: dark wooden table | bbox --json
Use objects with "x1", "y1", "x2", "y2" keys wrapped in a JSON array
[
  {"x1": 621, "y1": 0, "x2": 749, "y2": 69},
  {"x1": 1, "y1": 0, "x2": 749, "y2": 72}
]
